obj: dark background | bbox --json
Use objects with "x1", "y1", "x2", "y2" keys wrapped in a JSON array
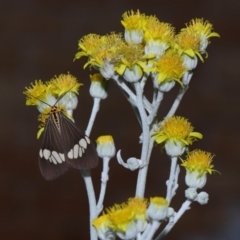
[{"x1": 1, "y1": 0, "x2": 240, "y2": 239}]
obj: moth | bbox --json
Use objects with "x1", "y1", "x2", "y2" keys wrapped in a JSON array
[{"x1": 32, "y1": 88, "x2": 98, "y2": 180}]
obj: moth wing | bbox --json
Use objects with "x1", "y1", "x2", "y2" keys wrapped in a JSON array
[
  {"x1": 60, "y1": 114, "x2": 99, "y2": 169},
  {"x1": 38, "y1": 118, "x2": 70, "y2": 180}
]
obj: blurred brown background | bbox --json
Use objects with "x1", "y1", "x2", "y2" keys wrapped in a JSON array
[{"x1": 1, "y1": 0, "x2": 239, "y2": 239}]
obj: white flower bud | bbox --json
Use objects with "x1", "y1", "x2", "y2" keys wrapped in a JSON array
[
  {"x1": 185, "y1": 187, "x2": 198, "y2": 200},
  {"x1": 147, "y1": 197, "x2": 169, "y2": 221},
  {"x1": 197, "y1": 191, "x2": 209, "y2": 205},
  {"x1": 127, "y1": 158, "x2": 142, "y2": 171},
  {"x1": 96, "y1": 135, "x2": 116, "y2": 158},
  {"x1": 167, "y1": 207, "x2": 175, "y2": 218},
  {"x1": 90, "y1": 74, "x2": 108, "y2": 99}
]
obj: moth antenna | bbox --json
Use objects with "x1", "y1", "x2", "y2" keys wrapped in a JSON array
[
  {"x1": 26, "y1": 84, "x2": 77, "y2": 108},
  {"x1": 53, "y1": 84, "x2": 77, "y2": 106}
]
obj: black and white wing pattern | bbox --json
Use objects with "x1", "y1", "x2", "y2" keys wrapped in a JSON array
[
  {"x1": 38, "y1": 112, "x2": 98, "y2": 181},
  {"x1": 38, "y1": 116, "x2": 69, "y2": 181},
  {"x1": 60, "y1": 114, "x2": 99, "y2": 169}
]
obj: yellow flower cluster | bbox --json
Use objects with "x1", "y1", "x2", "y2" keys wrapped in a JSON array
[
  {"x1": 24, "y1": 73, "x2": 82, "y2": 106},
  {"x1": 93, "y1": 197, "x2": 148, "y2": 235},
  {"x1": 75, "y1": 10, "x2": 219, "y2": 84},
  {"x1": 23, "y1": 73, "x2": 82, "y2": 138}
]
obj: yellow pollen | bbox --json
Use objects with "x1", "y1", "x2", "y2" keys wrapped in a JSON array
[
  {"x1": 144, "y1": 17, "x2": 175, "y2": 42},
  {"x1": 49, "y1": 73, "x2": 82, "y2": 96},
  {"x1": 175, "y1": 31, "x2": 200, "y2": 52},
  {"x1": 163, "y1": 116, "x2": 193, "y2": 139},
  {"x1": 154, "y1": 50, "x2": 186, "y2": 82},
  {"x1": 107, "y1": 204, "x2": 135, "y2": 232},
  {"x1": 181, "y1": 149, "x2": 216, "y2": 175},
  {"x1": 127, "y1": 197, "x2": 148, "y2": 219},
  {"x1": 121, "y1": 10, "x2": 146, "y2": 31},
  {"x1": 150, "y1": 197, "x2": 169, "y2": 207},
  {"x1": 152, "y1": 116, "x2": 203, "y2": 145},
  {"x1": 119, "y1": 43, "x2": 144, "y2": 67},
  {"x1": 24, "y1": 80, "x2": 48, "y2": 105},
  {"x1": 96, "y1": 135, "x2": 114, "y2": 145},
  {"x1": 92, "y1": 214, "x2": 110, "y2": 229},
  {"x1": 77, "y1": 33, "x2": 102, "y2": 56}
]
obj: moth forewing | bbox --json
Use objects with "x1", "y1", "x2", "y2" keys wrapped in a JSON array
[
  {"x1": 38, "y1": 116, "x2": 70, "y2": 180},
  {"x1": 60, "y1": 114, "x2": 99, "y2": 169}
]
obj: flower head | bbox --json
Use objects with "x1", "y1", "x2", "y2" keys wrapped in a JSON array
[
  {"x1": 175, "y1": 30, "x2": 203, "y2": 61},
  {"x1": 181, "y1": 149, "x2": 217, "y2": 189},
  {"x1": 92, "y1": 215, "x2": 115, "y2": 240},
  {"x1": 121, "y1": 10, "x2": 146, "y2": 44},
  {"x1": 115, "y1": 43, "x2": 153, "y2": 82},
  {"x1": 24, "y1": 80, "x2": 48, "y2": 106},
  {"x1": 96, "y1": 135, "x2": 116, "y2": 158},
  {"x1": 181, "y1": 18, "x2": 220, "y2": 55},
  {"x1": 127, "y1": 198, "x2": 148, "y2": 232},
  {"x1": 181, "y1": 149, "x2": 216, "y2": 176},
  {"x1": 75, "y1": 33, "x2": 125, "y2": 70},
  {"x1": 153, "y1": 116, "x2": 202, "y2": 146},
  {"x1": 153, "y1": 50, "x2": 187, "y2": 85},
  {"x1": 24, "y1": 73, "x2": 82, "y2": 138},
  {"x1": 107, "y1": 203, "x2": 138, "y2": 239},
  {"x1": 152, "y1": 116, "x2": 203, "y2": 157},
  {"x1": 89, "y1": 73, "x2": 108, "y2": 99},
  {"x1": 147, "y1": 197, "x2": 169, "y2": 221}
]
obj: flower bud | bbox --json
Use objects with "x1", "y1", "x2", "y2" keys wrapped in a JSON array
[
  {"x1": 197, "y1": 191, "x2": 209, "y2": 205},
  {"x1": 147, "y1": 197, "x2": 169, "y2": 221},
  {"x1": 96, "y1": 135, "x2": 116, "y2": 158},
  {"x1": 90, "y1": 73, "x2": 108, "y2": 99}
]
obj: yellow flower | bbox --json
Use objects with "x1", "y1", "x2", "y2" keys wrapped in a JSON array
[
  {"x1": 49, "y1": 73, "x2": 83, "y2": 97},
  {"x1": 76, "y1": 33, "x2": 125, "y2": 69},
  {"x1": 75, "y1": 33, "x2": 102, "y2": 59},
  {"x1": 127, "y1": 197, "x2": 148, "y2": 221},
  {"x1": 121, "y1": 10, "x2": 146, "y2": 31},
  {"x1": 152, "y1": 116, "x2": 202, "y2": 145},
  {"x1": 23, "y1": 80, "x2": 48, "y2": 105},
  {"x1": 175, "y1": 30, "x2": 203, "y2": 61},
  {"x1": 186, "y1": 18, "x2": 220, "y2": 40},
  {"x1": 181, "y1": 149, "x2": 216, "y2": 176},
  {"x1": 153, "y1": 50, "x2": 187, "y2": 85},
  {"x1": 121, "y1": 10, "x2": 146, "y2": 44},
  {"x1": 107, "y1": 204, "x2": 135, "y2": 232},
  {"x1": 180, "y1": 18, "x2": 220, "y2": 57},
  {"x1": 92, "y1": 214, "x2": 114, "y2": 240},
  {"x1": 144, "y1": 16, "x2": 175, "y2": 43},
  {"x1": 115, "y1": 43, "x2": 153, "y2": 81},
  {"x1": 24, "y1": 74, "x2": 81, "y2": 138}
]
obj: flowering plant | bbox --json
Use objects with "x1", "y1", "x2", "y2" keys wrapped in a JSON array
[{"x1": 24, "y1": 10, "x2": 219, "y2": 240}]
